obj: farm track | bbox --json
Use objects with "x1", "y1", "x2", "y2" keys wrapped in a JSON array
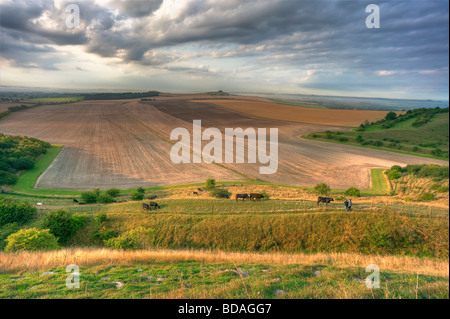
[{"x1": 0, "y1": 97, "x2": 447, "y2": 190}]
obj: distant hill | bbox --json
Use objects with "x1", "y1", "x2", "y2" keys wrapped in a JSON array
[{"x1": 305, "y1": 107, "x2": 449, "y2": 159}]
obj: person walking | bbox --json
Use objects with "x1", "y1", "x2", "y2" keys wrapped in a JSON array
[
  {"x1": 348, "y1": 199, "x2": 353, "y2": 211},
  {"x1": 344, "y1": 199, "x2": 349, "y2": 211}
]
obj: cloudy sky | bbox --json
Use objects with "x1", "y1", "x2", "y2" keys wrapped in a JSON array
[{"x1": 0, "y1": 0, "x2": 448, "y2": 100}]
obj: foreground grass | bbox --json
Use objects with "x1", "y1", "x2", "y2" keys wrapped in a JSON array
[{"x1": 0, "y1": 249, "x2": 448, "y2": 299}]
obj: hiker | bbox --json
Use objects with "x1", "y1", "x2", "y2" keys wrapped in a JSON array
[
  {"x1": 348, "y1": 199, "x2": 353, "y2": 211},
  {"x1": 344, "y1": 199, "x2": 349, "y2": 211}
]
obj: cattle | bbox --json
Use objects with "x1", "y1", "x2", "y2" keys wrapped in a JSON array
[
  {"x1": 250, "y1": 193, "x2": 264, "y2": 201},
  {"x1": 149, "y1": 201, "x2": 160, "y2": 209},
  {"x1": 142, "y1": 203, "x2": 151, "y2": 210},
  {"x1": 235, "y1": 194, "x2": 250, "y2": 201},
  {"x1": 219, "y1": 194, "x2": 230, "y2": 199},
  {"x1": 197, "y1": 188, "x2": 203, "y2": 192},
  {"x1": 148, "y1": 195, "x2": 157, "y2": 200},
  {"x1": 73, "y1": 198, "x2": 79, "y2": 203},
  {"x1": 317, "y1": 197, "x2": 334, "y2": 206},
  {"x1": 193, "y1": 191, "x2": 199, "y2": 196}
]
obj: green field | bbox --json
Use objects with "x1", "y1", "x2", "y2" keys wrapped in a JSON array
[
  {"x1": 305, "y1": 112, "x2": 449, "y2": 160},
  {"x1": 269, "y1": 99, "x2": 328, "y2": 109}
]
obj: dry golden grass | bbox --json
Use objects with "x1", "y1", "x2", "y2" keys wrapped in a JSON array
[
  {"x1": 1, "y1": 248, "x2": 448, "y2": 278},
  {"x1": 196, "y1": 99, "x2": 391, "y2": 127}
]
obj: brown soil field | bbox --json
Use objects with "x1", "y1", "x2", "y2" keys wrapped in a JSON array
[
  {"x1": 0, "y1": 98, "x2": 447, "y2": 190},
  {"x1": 0, "y1": 100, "x2": 244, "y2": 190},
  {"x1": 195, "y1": 99, "x2": 393, "y2": 127}
]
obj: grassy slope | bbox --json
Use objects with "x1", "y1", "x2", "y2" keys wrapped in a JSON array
[
  {"x1": 305, "y1": 113, "x2": 449, "y2": 160},
  {"x1": 9, "y1": 145, "x2": 82, "y2": 196}
]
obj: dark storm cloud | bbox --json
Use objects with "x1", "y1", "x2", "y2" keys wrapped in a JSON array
[{"x1": 0, "y1": 0, "x2": 448, "y2": 97}]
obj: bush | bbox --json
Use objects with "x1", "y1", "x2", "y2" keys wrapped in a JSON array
[
  {"x1": 136, "y1": 187, "x2": 146, "y2": 194},
  {"x1": 373, "y1": 141, "x2": 383, "y2": 147},
  {"x1": 4, "y1": 228, "x2": 60, "y2": 252},
  {"x1": 97, "y1": 193, "x2": 115, "y2": 204},
  {"x1": 206, "y1": 178, "x2": 216, "y2": 190},
  {"x1": 210, "y1": 188, "x2": 231, "y2": 199},
  {"x1": 0, "y1": 223, "x2": 20, "y2": 251},
  {"x1": 417, "y1": 192, "x2": 436, "y2": 201},
  {"x1": 105, "y1": 188, "x2": 120, "y2": 198},
  {"x1": 0, "y1": 198, "x2": 36, "y2": 227},
  {"x1": 0, "y1": 171, "x2": 18, "y2": 185},
  {"x1": 81, "y1": 191, "x2": 98, "y2": 204},
  {"x1": 385, "y1": 111, "x2": 397, "y2": 121},
  {"x1": 94, "y1": 212, "x2": 108, "y2": 224},
  {"x1": 43, "y1": 210, "x2": 87, "y2": 244},
  {"x1": 356, "y1": 135, "x2": 364, "y2": 143},
  {"x1": 91, "y1": 225, "x2": 118, "y2": 241},
  {"x1": 105, "y1": 234, "x2": 140, "y2": 250},
  {"x1": 93, "y1": 188, "x2": 101, "y2": 197},
  {"x1": 345, "y1": 187, "x2": 361, "y2": 197},
  {"x1": 386, "y1": 165, "x2": 403, "y2": 180},
  {"x1": 260, "y1": 191, "x2": 271, "y2": 200},
  {"x1": 314, "y1": 183, "x2": 331, "y2": 195},
  {"x1": 131, "y1": 192, "x2": 145, "y2": 201}
]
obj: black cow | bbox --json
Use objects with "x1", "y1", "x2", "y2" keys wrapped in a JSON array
[
  {"x1": 235, "y1": 194, "x2": 250, "y2": 201},
  {"x1": 317, "y1": 197, "x2": 334, "y2": 206},
  {"x1": 193, "y1": 191, "x2": 199, "y2": 196},
  {"x1": 250, "y1": 193, "x2": 264, "y2": 201},
  {"x1": 142, "y1": 203, "x2": 151, "y2": 210},
  {"x1": 148, "y1": 195, "x2": 157, "y2": 200},
  {"x1": 149, "y1": 201, "x2": 160, "y2": 209},
  {"x1": 73, "y1": 198, "x2": 79, "y2": 203},
  {"x1": 219, "y1": 194, "x2": 230, "y2": 199},
  {"x1": 197, "y1": 188, "x2": 203, "y2": 192}
]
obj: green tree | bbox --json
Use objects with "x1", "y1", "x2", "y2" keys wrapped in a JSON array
[
  {"x1": 131, "y1": 192, "x2": 144, "y2": 201},
  {"x1": 314, "y1": 183, "x2": 331, "y2": 195},
  {"x1": 385, "y1": 111, "x2": 397, "y2": 121},
  {"x1": 43, "y1": 210, "x2": 86, "y2": 244},
  {"x1": 106, "y1": 188, "x2": 120, "y2": 198},
  {"x1": 345, "y1": 187, "x2": 361, "y2": 197},
  {"x1": 81, "y1": 191, "x2": 98, "y2": 204},
  {"x1": 4, "y1": 228, "x2": 60, "y2": 252},
  {"x1": 206, "y1": 178, "x2": 216, "y2": 190}
]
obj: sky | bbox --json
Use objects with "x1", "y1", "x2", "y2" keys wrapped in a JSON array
[{"x1": 0, "y1": 0, "x2": 448, "y2": 100}]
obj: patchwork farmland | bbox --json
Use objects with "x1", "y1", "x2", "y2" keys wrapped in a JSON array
[
  {"x1": 0, "y1": 95, "x2": 447, "y2": 190},
  {"x1": 0, "y1": 96, "x2": 446, "y2": 190}
]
